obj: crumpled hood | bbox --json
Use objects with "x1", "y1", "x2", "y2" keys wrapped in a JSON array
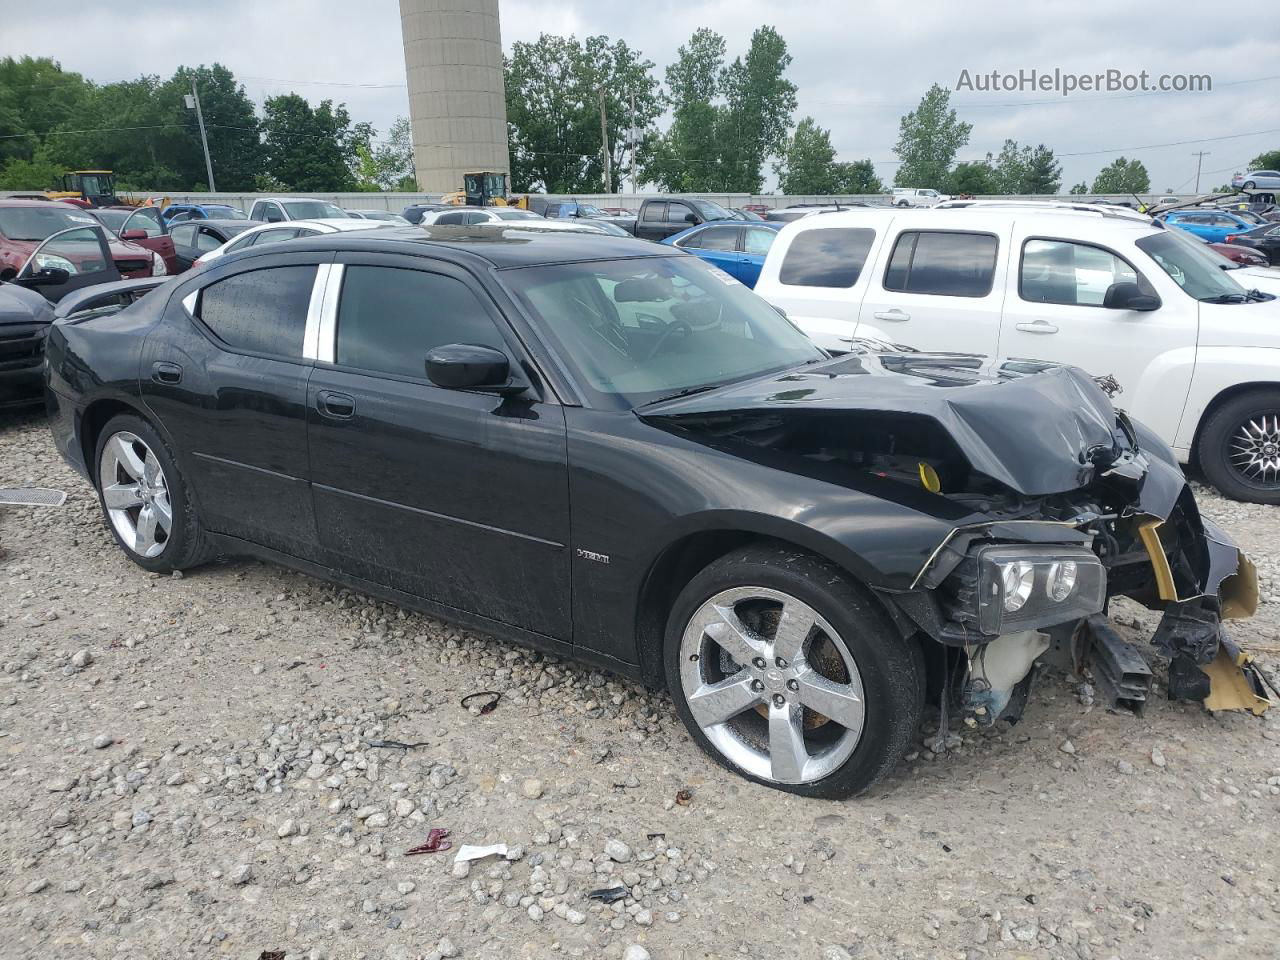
[
  {"x1": 640, "y1": 352, "x2": 1125, "y2": 497},
  {"x1": 0, "y1": 282, "x2": 55, "y2": 327}
]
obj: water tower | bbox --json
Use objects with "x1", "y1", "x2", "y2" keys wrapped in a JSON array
[{"x1": 399, "y1": 0, "x2": 510, "y2": 194}]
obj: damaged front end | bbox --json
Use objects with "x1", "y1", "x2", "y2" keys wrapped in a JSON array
[{"x1": 642, "y1": 352, "x2": 1275, "y2": 724}]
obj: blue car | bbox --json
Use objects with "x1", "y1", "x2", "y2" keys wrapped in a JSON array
[
  {"x1": 161, "y1": 203, "x2": 248, "y2": 224},
  {"x1": 1160, "y1": 210, "x2": 1255, "y2": 244},
  {"x1": 662, "y1": 220, "x2": 783, "y2": 287}
]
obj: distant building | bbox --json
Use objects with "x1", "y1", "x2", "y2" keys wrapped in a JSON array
[{"x1": 399, "y1": 0, "x2": 510, "y2": 193}]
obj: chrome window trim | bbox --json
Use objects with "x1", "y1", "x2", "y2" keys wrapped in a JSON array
[
  {"x1": 302, "y1": 263, "x2": 332, "y2": 361},
  {"x1": 316, "y1": 263, "x2": 344, "y2": 363}
]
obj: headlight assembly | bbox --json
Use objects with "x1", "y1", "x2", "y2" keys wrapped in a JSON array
[{"x1": 969, "y1": 544, "x2": 1105, "y2": 636}]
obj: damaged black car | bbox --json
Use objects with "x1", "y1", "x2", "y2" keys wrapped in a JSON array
[{"x1": 43, "y1": 228, "x2": 1273, "y2": 797}]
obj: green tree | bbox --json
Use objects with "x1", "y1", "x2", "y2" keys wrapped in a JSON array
[
  {"x1": 717, "y1": 26, "x2": 797, "y2": 193},
  {"x1": 943, "y1": 161, "x2": 996, "y2": 195},
  {"x1": 1090, "y1": 156, "x2": 1150, "y2": 194},
  {"x1": 775, "y1": 117, "x2": 881, "y2": 194},
  {"x1": 505, "y1": 34, "x2": 660, "y2": 193},
  {"x1": 988, "y1": 139, "x2": 1026, "y2": 194},
  {"x1": 156, "y1": 64, "x2": 262, "y2": 190},
  {"x1": 261, "y1": 94, "x2": 356, "y2": 191},
  {"x1": 1022, "y1": 144, "x2": 1062, "y2": 194},
  {"x1": 0, "y1": 56, "x2": 92, "y2": 166},
  {"x1": 1069, "y1": 181, "x2": 1089, "y2": 194},
  {"x1": 641, "y1": 28, "x2": 726, "y2": 192},
  {"x1": 0, "y1": 156, "x2": 64, "y2": 190},
  {"x1": 893, "y1": 84, "x2": 971, "y2": 189},
  {"x1": 775, "y1": 117, "x2": 837, "y2": 193},
  {"x1": 1247, "y1": 149, "x2": 1280, "y2": 171},
  {"x1": 833, "y1": 159, "x2": 883, "y2": 194}
]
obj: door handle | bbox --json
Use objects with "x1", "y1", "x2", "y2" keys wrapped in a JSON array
[
  {"x1": 151, "y1": 361, "x2": 182, "y2": 384},
  {"x1": 316, "y1": 390, "x2": 355, "y2": 419},
  {"x1": 872, "y1": 309, "x2": 910, "y2": 322},
  {"x1": 1015, "y1": 321, "x2": 1059, "y2": 334}
]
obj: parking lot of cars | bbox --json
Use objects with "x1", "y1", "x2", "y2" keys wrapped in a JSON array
[{"x1": 2, "y1": 184, "x2": 1280, "y2": 957}]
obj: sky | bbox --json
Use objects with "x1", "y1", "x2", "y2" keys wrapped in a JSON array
[{"x1": 3, "y1": 0, "x2": 1276, "y2": 194}]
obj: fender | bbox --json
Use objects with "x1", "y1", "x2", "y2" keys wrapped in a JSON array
[{"x1": 1174, "y1": 345, "x2": 1280, "y2": 452}]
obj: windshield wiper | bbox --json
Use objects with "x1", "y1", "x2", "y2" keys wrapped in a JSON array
[
  {"x1": 1201, "y1": 289, "x2": 1271, "y2": 304},
  {"x1": 638, "y1": 382, "x2": 725, "y2": 408}
]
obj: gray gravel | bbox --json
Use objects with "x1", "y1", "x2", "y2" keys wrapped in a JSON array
[{"x1": 2, "y1": 407, "x2": 1279, "y2": 959}]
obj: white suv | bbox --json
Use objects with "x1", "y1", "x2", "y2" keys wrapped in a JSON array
[
  {"x1": 891, "y1": 188, "x2": 948, "y2": 207},
  {"x1": 754, "y1": 205, "x2": 1280, "y2": 503}
]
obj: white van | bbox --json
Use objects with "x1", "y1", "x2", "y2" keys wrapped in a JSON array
[{"x1": 754, "y1": 205, "x2": 1280, "y2": 503}]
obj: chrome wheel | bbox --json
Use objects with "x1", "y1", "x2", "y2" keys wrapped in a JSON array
[
  {"x1": 1228, "y1": 414, "x2": 1280, "y2": 487},
  {"x1": 678, "y1": 586, "x2": 865, "y2": 785},
  {"x1": 99, "y1": 431, "x2": 173, "y2": 558}
]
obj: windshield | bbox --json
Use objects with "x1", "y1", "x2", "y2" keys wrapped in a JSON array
[
  {"x1": 205, "y1": 205, "x2": 247, "y2": 220},
  {"x1": 494, "y1": 208, "x2": 543, "y2": 221},
  {"x1": 0, "y1": 205, "x2": 101, "y2": 241},
  {"x1": 282, "y1": 200, "x2": 347, "y2": 219},
  {"x1": 502, "y1": 255, "x2": 825, "y2": 410},
  {"x1": 575, "y1": 203, "x2": 607, "y2": 217},
  {"x1": 690, "y1": 199, "x2": 732, "y2": 221},
  {"x1": 1136, "y1": 230, "x2": 1248, "y2": 301},
  {"x1": 89, "y1": 209, "x2": 130, "y2": 232}
]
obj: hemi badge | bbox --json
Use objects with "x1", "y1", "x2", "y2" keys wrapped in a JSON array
[{"x1": 576, "y1": 548, "x2": 610, "y2": 564}]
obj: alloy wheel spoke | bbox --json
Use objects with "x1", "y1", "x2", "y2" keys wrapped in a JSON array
[
  {"x1": 772, "y1": 601, "x2": 816, "y2": 664},
  {"x1": 142, "y1": 451, "x2": 162, "y2": 487},
  {"x1": 795, "y1": 669, "x2": 865, "y2": 734},
  {"x1": 700, "y1": 603, "x2": 766, "y2": 667},
  {"x1": 102, "y1": 482, "x2": 143, "y2": 510},
  {"x1": 686, "y1": 670, "x2": 761, "y2": 728},
  {"x1": 151, "y1": 493, "x2": 173, "y2": 531},
  {"x1": 135, "y1": 505, "x2": 160, "y2": 554},
  {"x1": 768, "y1": 701, "x2": 809, "y2": 783},
  {"x1": 108, "y1": 435, "x2": 146, "y2": 480}
]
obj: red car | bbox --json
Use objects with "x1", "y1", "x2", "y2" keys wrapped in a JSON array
[
  {"x1": 0, "y1": 200, "x2": 166, "y2": 290},
  {"x1": 87, "y1": 205, "x2": 181, "y2": 274},
  {"x1": 1208, "y1": 240, "x2": 1270, "y2": 268}
]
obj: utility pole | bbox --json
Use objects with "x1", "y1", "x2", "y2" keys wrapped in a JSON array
[
  {"x1": 598, "y1": 86, "x2": 611, "y2": 194},
  {"x1": 1191, "y1": 150, "x2": 1210, "y2": 193},
  {"x1": 185, "y1": 79, "x2": 216, "y2": 192},
  {"x1": 629, "y1": 91, "x2": 637, "y2": 194}
]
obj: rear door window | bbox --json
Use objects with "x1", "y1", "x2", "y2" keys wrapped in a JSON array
[
  {"x1": 335, "y1": 265, "x2": 509, "y2": 380},
  {"x1": 743, "y1": 228, "x2": 777, "y2": 256},
  {"x1": 883, "y1": 230, "x2": 998, "y2": 297},
  {"x1": 642, "y1": 202, "x2": 666, "y2": 223},
  {"x1": 680, "y1": 226, "x2": 739, "y2": 251},
  {"x1": 195, "y1": 228, "x2": 224, "y2": 252},
  {"x1": 197, "y1": 265, "x2": 317, "y2": 358},
  {"x1": 171, "y1": 224, "x2": 197, "y2": 247},
  {"x1": 779, "y1": 227, "x2": 877, "y2": 287}
]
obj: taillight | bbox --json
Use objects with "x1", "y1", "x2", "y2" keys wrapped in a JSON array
[{"x1": 1224, "y1": 235, "x2": 1236, "y2": 243}]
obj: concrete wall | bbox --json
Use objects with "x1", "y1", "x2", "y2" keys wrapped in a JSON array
[
  {"x1": 57, "y1": 192, "x2": 1198, "y2": 216},
  {"x1": 399, "y1": 0, "x2": 509, "y2": 194}
]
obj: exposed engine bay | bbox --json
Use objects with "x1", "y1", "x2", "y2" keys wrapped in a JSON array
[{"x1": 643, "y1": 354, "x2": 1275, "y2": 725}]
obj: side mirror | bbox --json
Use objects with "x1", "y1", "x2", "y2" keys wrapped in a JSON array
[
  {"x1": 426, "y1": 343, "x2": 522, "y2": 393},
  {"x1": 684, "y1": 213, "x2": 698, "y2": 224},
  {"x1": 1103, "y1": 281, "x2": 1161, "y2": 312},
  {"x1": 16, "y1": 267, "x2": 71, "y2": 288},
  {"x1": 120, "y1": 228, "x2": 148, "y2": 241}
]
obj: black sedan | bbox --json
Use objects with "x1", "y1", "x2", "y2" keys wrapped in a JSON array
[
  {"x1": 43, "y1": 227, "x2": 1261, "y2": 797},
  {"x1": 168, "y1": 219, "x2": 263, "y2": 271},
  {"x1": 1223, "y1": 222, "x2": 1280, "y2": 265}
]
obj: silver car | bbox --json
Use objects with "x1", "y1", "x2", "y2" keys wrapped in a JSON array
[{"x1": 1232, "y1": 170, "x2": 1280, "y2": 190}]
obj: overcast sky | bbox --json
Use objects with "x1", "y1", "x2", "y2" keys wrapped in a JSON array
[{"x1": 4, "y1": 0, "x2": 1276, "y2": 193}]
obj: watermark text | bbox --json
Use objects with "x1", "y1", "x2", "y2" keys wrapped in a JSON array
[{"x1": 957, "y1": 68, "x2": 1211, "y2": 97}]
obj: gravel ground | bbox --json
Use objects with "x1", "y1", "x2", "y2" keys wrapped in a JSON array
[{"x1": 2, "y1": 406, "x2": 1279, "y2": 960}]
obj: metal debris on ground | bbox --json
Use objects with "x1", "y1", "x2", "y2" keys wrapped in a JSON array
[
  {"x1": 364, "y1": 738, "x2": 430, "y2": 750},
  {"x1": 460, "y1": 690, "x2": 501, "y2": 714},
  {"x1": 405, "y1": 828, "x2": 451, "y2": 856},
  {"x1": 0, "y1": 487, "x2": 66, "y2": 507},
  {"x1": 258, "y1": 952, "x2": 285, "y2": 960},
  {"x1": 587, "y1": 886, "x2": 629, "y2": 903},
  {"x1": 675, "y1": 788, "x2": 693, "y2": 806}
]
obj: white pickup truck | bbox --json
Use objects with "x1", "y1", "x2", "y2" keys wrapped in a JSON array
[{"x1": 753, "y1": 203, "x2": 1280, "y2": 503}]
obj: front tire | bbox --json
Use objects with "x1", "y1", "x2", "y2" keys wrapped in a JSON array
[
  {"x1": 1244, "y1": 180, "x2": 1256, "y2": 190},
  {"x1": 663, "y1": 544, "x2": 923, "y2": 798},
  {"x1": 1199, "y1": 389, "x2": 1280, "y2": 504},
  {"x1": 94, "y1": 414, "x2": 211, "y2": 572}
]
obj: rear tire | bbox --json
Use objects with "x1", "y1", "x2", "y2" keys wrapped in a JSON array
[
  {"x1": 93, "y1": 414, "x2": 213, "y2": 572},
  {"x1": 1244, "y1": 180, "x2": 1256, "y2": 190},
  {"x1": 1199, "y1": 388, "x2": 1280, "y2": 504},
  {"x1": 663, "y1": 543, "x2": 923, "y2": 798}
]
